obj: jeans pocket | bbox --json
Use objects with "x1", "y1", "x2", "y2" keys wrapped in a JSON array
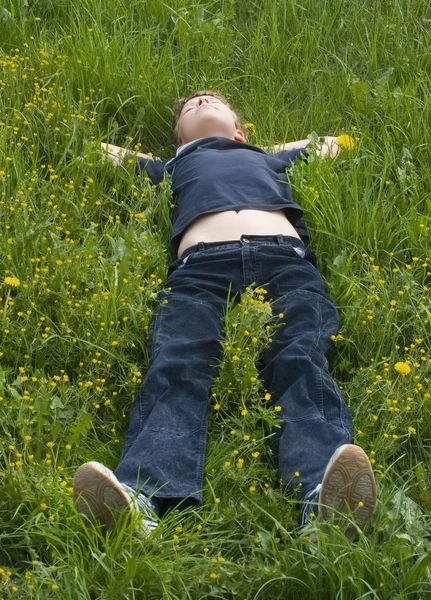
[
  {"x1": 278, "y1": 243, "x2": 306, "y2": 260},
  {"x1": 167, "y1": 258, "x2": 182, "y2": 278}
]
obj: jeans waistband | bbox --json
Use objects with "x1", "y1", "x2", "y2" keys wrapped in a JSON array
[{"x1": 181, "y1": 235, "x2": 306, "y2": 257}]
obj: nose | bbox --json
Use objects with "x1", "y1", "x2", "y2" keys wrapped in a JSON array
[{"x1": 197, "y1": 97, "x2": 210, "y2": 106}]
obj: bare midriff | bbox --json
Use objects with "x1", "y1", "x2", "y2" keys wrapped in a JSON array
[{"x1": 177, "y1": 209, "x2": 301, "y2": 257}]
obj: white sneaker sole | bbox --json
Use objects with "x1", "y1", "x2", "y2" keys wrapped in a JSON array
[
  {"x1": 73, "y1": 461, "x2": 136, "y2": 531},
  {"x1": 318, "y1": 444, "x2": 377, "y2": 540}
]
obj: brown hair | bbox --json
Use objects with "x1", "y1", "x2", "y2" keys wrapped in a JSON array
[{"x1": 171, "y1": 89, "x2": 246, "y2": 148}]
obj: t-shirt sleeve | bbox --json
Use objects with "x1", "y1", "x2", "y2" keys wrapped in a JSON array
[
  {"x1": 135, "y1": 156, "x2": 169, "y2": 185},
  {"x1": 272, "y1": 147, "x2": 308, "y2": 167}
]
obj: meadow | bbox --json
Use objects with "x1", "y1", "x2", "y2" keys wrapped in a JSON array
[{"x1": 0, "y1": 0, "x2": 430, "y2": 597}]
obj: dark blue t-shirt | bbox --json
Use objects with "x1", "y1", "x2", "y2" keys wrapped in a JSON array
[{"x1": 136, "y1": 136, "x2": 309, "y2": 253}]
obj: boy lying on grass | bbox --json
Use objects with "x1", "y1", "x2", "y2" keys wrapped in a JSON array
[{"x1": 73, "y1": 90, "x2": 377, "y2": 540}]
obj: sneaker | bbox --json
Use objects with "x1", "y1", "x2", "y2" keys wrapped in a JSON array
[
  {"x1": 73, "y1": 461, "x2": 159, "y2": 534},
  {"x1": 300, "y1": 444, "x2": 377, "y2": 541}
]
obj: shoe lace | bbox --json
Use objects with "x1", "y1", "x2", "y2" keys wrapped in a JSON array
[
  {"x1": 121, "y1": 484, "x2": 159, "y2": 531},
  {"x1": 299, "y1": 484, "x2": 321, "y2": 527}
]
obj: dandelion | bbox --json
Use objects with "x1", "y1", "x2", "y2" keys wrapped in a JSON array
[
  {"x1": 4, "y1": 276, "x2": 20, "y2": 287},
  {"x1": 394, "y1": 362, "x2": 411, "y2": 376},
  {"x1": 244, "y1": 122, "x2": 256, "y2": 135},
  {"x1": 335, "y1": 134, "x2": 355, "y2": 149}
]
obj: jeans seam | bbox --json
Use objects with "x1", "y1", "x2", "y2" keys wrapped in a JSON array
[
  {"x1": 309, "y1": 294, "x2": 324, "y2": 417},
  {"x1": 195, "y1": 413, "x2": 209, "y2": 495}
]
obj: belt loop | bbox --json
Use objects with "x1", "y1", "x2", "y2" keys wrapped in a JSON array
[
  {"x1": 276, "y1": 234, "x2": 284, "y2": 245},
  {"x1": 197, "y1": 241, "x2": 206, "y2": 251}
]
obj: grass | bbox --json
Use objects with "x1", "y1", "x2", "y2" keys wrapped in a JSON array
[{"x1": 0, "y1": 0, "x2": 431, "y2": 597}]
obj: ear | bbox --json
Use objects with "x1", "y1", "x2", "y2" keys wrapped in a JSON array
[{"x1": 234, "y1": 129, "x2": 246, "y2": 143}]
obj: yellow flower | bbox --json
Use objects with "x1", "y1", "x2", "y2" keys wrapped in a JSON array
[
  {"x1": 4, "y1": 276, "x2": 20, "y2": 287},
  {"x1": 274, "y1": 406, "x2": 282, "y2": 412},
  {"x1": 408, "y1": 426, "x2": 417, "y2": 435},
  {"x1": 244, "y1": 122, "x2": 256, "y2": 136},
  {"x1": 335, "y1": 134, "x2": 355, "y2": 149},
  {"x1": 394, "y1": 362, "x2": 411, "y2": 376}
]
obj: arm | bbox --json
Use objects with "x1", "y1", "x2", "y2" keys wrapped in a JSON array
[{"x1": 100, "y1": 142, "x2": 157, "y2": 166}]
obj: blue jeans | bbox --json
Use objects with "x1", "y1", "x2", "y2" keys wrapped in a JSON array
[{"x1": 114, "y1": 235, "x2": 353, "y2": 507}]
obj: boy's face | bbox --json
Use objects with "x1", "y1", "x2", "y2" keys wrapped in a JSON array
[{"x1": 177, "y1": 95, "x2": 245, "y2": 146}]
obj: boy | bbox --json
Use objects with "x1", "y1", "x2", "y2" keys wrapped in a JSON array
[{"x1": 73, "y1": 90, "x2": 377, "y2": 539}]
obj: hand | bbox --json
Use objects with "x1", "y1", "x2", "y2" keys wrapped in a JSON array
[
  {"x1": 315, "y1": 136, "x2": 341, "y2": 158},
  {"x1": 100, "y1": 142, "x2": 128, "y2": 166}
]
